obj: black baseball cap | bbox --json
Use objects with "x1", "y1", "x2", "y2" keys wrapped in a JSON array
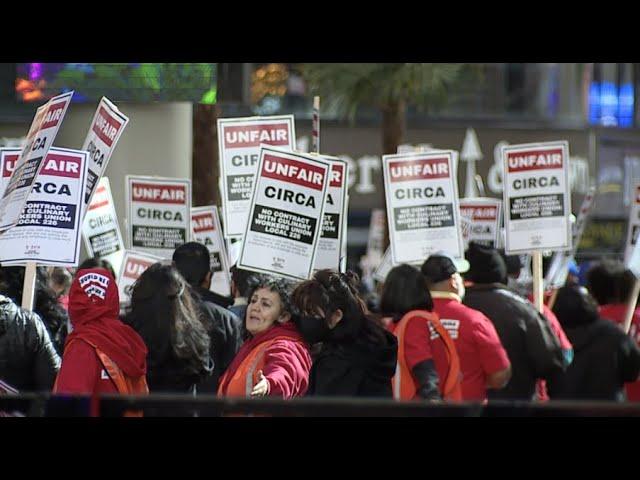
[{"x1": 421, "y1": 251, "x2": 470, "y2": 284}]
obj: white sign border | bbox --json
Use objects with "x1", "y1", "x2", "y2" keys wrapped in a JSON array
[
  {"x1": 502, "y1": 141, "x2": 572, "y2": 255},
  {"x1": 237, "y1": 144, "x2": 330, "y2": 281}
]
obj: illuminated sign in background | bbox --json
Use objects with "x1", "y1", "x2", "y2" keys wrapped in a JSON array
[{"x1": 16, "y1": 63, "x2": 217, "y2": 104}]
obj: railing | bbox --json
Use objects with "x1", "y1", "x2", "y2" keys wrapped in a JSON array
[{"x1": 3, "y1": 393, "x2": 640, "y2": 417}]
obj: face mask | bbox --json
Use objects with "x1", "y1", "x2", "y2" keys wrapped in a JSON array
[{"x1": 296, "y1": 316, "x2": 333, "y2": 344}]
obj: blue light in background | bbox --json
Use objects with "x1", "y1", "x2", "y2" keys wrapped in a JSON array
[
  {"x1": 600, "y1": 81, "x2": 619, "y2": 126},
  {"x1": 588, "y1": 81, "x2": 635, "y2": 127},
  {"x1": 619, "y1": 82, "x2": 634, "y2": 127},
  {"x1": 588, "y1": 81, "x2": 600, "y2": 124}
]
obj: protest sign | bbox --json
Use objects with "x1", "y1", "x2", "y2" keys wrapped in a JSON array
[
  {"x1": 459, "y1": 197, "x2": 502, "y2": 248},
  {"x1": 218, "y1": 115, "x2": 296, "y2": 239},
  {"x1": 81, "y1": 97, "x2": 129, "y2": 208},
  {"x1": 126, "y1": 176, "x2": 191, "y2": 258},
  {"x1": 0, "y1": 148, "x2": 88, "y2": 266},
  {"x1": 191, "y1": 205, "x2": 231, "y2": 296},
  {"x1": 625, "y1": 184, "x2": 640, "y2": 264},
  {"x1": 238, "y1": 145, "x2": 330, "y2": 280},
  {"x1": 372, "y1": 247, "x2": 393, "y2": 283},
  {"x1": 545, "y1": 185, "x2": 596, "y2": 290},
  {"x1": 117, "y1": 250, "x2": 164, "y2": 304},
  {"x1": 502, "y1": 141, "x2": 572, "y2": 254},
  {"x1": 365, "y1": 209, "x2": 386, "y2": 269},
  {"x1": 0, "y1": 91, "x2": 74, "y2": 233},
  {"x1": 382, "y1": 150, "x2": 463, "y2": 265},
  {"x1": 313, "y1": 156, "x2": 348, "y2": 271},
  {"x1": 0, "y1": 148, "x2": 20, "y2": 198},
  {"x1": 82, "y1": 177, "x2": 125, "y2": 276}
]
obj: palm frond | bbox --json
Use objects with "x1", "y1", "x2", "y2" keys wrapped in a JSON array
[{"x1": 300, "y1": 63, "x2": 468, "y2": 120}]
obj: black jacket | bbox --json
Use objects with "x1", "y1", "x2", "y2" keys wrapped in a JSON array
[
  {"x1": 547, "y1": 318, "x2": 640, "y2": 401},
  {"x1": 0, "y1": 295, "x2": 61, "y2": 392},
  {"x1": 200, "y1": 289, "x2": 234, "y2": 309},
  {"x1": 463, "y1": 283, "x2": 566, "y2": 400},
  {"x1": 193, "y1": 286, "x2": 243, "y2": 393},
  {"x1": 307, "y1": 318, "x2": 397, "y2": 398}
]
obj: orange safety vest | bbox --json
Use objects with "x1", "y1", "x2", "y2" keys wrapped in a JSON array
[
  {"x1": 392, "y1": 310, "x2": 462, "y2": 402},
  {"x1": 218, "y1": 336, "x2": 291, "y2": 397},
  {"x1": 55, "y1": 338, "x2": 149, "y2": 417}
]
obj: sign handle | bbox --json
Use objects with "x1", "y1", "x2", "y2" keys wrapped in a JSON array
[
  {"x1": 623, "y1": 278, "x2": 640, "y2": 334},
  {"x1": 474, "y1": 174, "x2": 486, "y2": 196},
  {"x1": 21, "y1": 261, "x2": 37, "y2": 311},
  {"x1": 532, "y1": 251, "x2": 544, "y2": 314},
  {"x1": 547, "y1": 288, "x2": 559, "y2": 310},
  {"x1": 312, "y1": 96, "x2": 320, "y2": 154}
]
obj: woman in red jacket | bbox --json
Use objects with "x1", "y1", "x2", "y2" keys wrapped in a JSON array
[{"x1": 218, "y1": 277, "x2": 311, "y2": 399}]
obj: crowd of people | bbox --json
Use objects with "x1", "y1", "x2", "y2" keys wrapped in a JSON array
[{"x1": 2, "y1": 239, "x2": 640, "y2": 415}]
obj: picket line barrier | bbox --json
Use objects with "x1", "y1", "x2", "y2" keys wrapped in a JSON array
[{"x1": 3, "y1": 393, "x2": 640, "y2": 417}]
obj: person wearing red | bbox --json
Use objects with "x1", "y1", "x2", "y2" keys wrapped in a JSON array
[
  {"x1": 587, "y1": 261, "x2": 640, "y2": 401},
  {"x1": 218, "y1": 277, "x2": 311, "y2": 399},
  {"x1": 53, "y1": 267, "x2": 148, "y2": 415},
  {"x1": 380, "y1": 264, "x2": 462, "y2": 401},
  {"x1": 421, "y1": 252, "x2": 512, "y2": 402}
]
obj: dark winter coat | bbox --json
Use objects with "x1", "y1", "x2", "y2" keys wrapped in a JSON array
[
  {"x1": 193, "y1": 286, "x2": 243, "y2": 392},
  {"x1": 547, "y1": 318, "x2": 640, "y2": 401},
  {"x1": 307, "y1": 317, "x2": 398, "y2": 398},
  {"x1": 463, "y1": 283, "x2": 566, "y2": 400},
  {"x1": 0, "y1": 295, "x2": 61, "y2": 392}
]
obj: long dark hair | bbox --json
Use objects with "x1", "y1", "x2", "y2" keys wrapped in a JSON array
[
  {"x1": 124, "y1": 263, "x2": 211, "y2": 380},
  {"x1": 292, "y1": 269, "x2": 385, "y2": 344},
  {"x1": 380, "y1": 264, "x2": 433, "y2": 322}
]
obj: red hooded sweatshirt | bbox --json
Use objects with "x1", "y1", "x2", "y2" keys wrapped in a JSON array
[{"x1": 54, "y1": 268, "x2": 148, "y2": 399}]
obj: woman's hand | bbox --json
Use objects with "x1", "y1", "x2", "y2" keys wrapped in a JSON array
[{"x1": 251, "y1": 371, "x2": 270, "y2": 397}]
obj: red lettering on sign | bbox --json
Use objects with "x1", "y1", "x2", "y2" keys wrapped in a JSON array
[
  {"x1": 92, "y1": 107, "x2": 122, "y2": 147},
  {"x1": 192, "y1": 213, "x2": 214, "y2": 233},
  {"x1": 131, "y1": 183, "x2": 186, "y2": 204},
  {"x1": 40, "y1": 153, "x2": 82, "y2": 178},
  {"x1": 88, "y1": 186, "x2": 109, "y2": 211},
  {"x1": 41, "y1": 102, "x2": 66, "y2": 129},
  {"x1": 389, "y1": 158, "x2": 450, "y2": 182},
  {"x1": 330, "y1": 164, "x2": 344, "y2": 188},
  {"x1": 123, "y1": 258, "x2": 154, "y2": 279},
  {"x1": 507, "y1": 148, "x2": 563, "y2": 173},
  {"x1": 223, "y1": 124, "x2": 290, "y2": 148},
  {"x1": 2, "y1": 154, "x2": 18, "y2": 178},
  {"x1": 261, "y1": 155, "x2": 326, "y2": 191}
]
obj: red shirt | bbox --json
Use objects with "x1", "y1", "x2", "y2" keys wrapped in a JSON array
[
  {"x1": 599, "y1": 303, "x2": 640, "y2": 402},
  {"x1": 431, "y1": 294, "x2": 511, "y2": 401}
]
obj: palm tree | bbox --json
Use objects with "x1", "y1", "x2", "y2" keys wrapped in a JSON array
[{"x1": 300, "y1": 63, "x2": 468, "y2": 154}]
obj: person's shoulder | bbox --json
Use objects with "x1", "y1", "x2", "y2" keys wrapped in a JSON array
[
  {"x1": 594, "y1": 317, "x2": 628, "y2": 338},
  {"x1": 199, "y1": 288, "x2": 234, "y2": 308},
  {"x1": 3, "y1": 300, "x2": 46, "y2": 331},
  {"x1": 203, "y1": 298, "x2": 240, "y2": 322},
  {"x1": 456, "y1": 302, "x2": 493, "y2": 324}
]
